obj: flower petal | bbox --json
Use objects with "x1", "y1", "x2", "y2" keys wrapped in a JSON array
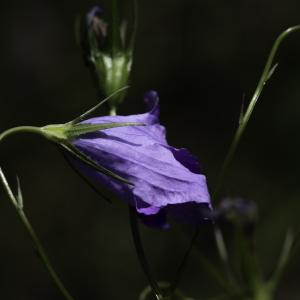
[{"x1": 71, "y1": 91, "x2": 211, "y2": 228}]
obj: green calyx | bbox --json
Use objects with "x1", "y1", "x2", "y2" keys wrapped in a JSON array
[
  {"x1": 0, "y1": 121, "x2": 142, "y2": 186},
  {"x1": 93, "y1": 52, "x2": 132, "y2": 112},
  {"x1": 0, "y1": 90, "x2": 143, "y2": 186},
  {"x1": 41, "y1": 120, "x2": 142, "y2": 184},
  {"x1": 86, "y1": 0, "x2": 136, "y2": 114},
  {"x1": 42, "y1": 120, "x2": 142, "y2": 142},
  {"x1": 40, "y1": 87, "x2": 142, "y2": 143}
]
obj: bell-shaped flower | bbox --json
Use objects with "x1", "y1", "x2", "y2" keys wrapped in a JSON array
[{"x1": 67, "y1": 91, "x2": 211, "y2": 228}]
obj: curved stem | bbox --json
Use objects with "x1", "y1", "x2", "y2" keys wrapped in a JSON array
[
  {"x1": 170, "y1": 25, "x2": 300, "y2": 294},
  {"x1": 19, "y1": 211, "x2": 75, "y2": 300},
  {"x1": 128, "y1": 206, "x2": 164, "y2": 300},
  {"x1": 0, "y1": 168, "x2": 75, "y2": 300},
  {"x1": 213, "y1": 25, "x2": 300, "y2": 199},
  {"x1": 0, "y1": 126, "x2": 43, "y2": 143},
  {"x1": 0, "y1": 127, "x2": 75, "y2": 299}
]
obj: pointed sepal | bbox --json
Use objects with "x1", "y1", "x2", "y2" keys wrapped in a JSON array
[
  {"x1": 41, "y1": 121, "x2": 143, "y2": 142},
  {"x1": 59, "y1": 142, "x2": 133, "y2": 185}
]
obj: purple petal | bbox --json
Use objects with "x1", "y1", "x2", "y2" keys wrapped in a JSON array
[
  {"x1": 166, "y1": 147, "x2": 203, "y2": 174},
  {"x1": 71, "y1": 91, "x2": 211, "y2": 228},
  {"x1": 138, "y1": 209, "x2": 170, "y2": 229},
  {"x1": 86, "y1": 6, "x2": 103, "y2": 27}
]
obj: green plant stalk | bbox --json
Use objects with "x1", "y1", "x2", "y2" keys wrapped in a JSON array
[
  {"x1": 167, "y1": 230, "x2": 199, "y2": 296},
  {"x1": 170, "y1": 25, "x2": 300, "y2": 295},
  {"x1": 0, "y1": 90, "x2": 142, "y2": 299},
  {"x1": 268, "y1": 229, "x2": 294, "y2": 291},
  {"x1": 213, "y1": 225, "x2": 238, "y2": 287},
  {"x1": 213, "y1": 25, "x2": 300, "y2": 199},
  {"x1": 210, "y1": 25, "x2": 300, "y2": 298},
  {"x1": 0, "y1": 168, "x2": 75, "y2": 300},
  {"x1": 0, "y1": 126, "x2": 43, "y2": 142},
  {"x1": 129, "y1": 206, "x2": 164, "y2": 300}
]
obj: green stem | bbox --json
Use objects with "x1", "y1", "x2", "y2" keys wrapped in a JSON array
[
  {"x1": 167, "y1": 230, "x2": 199, "y2": 296},
  {"x1": 269, "y1": 229, "x2": 294, "y2": 290},
  {"x1": 213, "y1": 25, "x2": 300, "y2": 199},
  {"x1": 0, "y1": 126, "x2": 43, "y2": 143},
  {"x1": 170, "y1": 25, "x2": 300, "y2": 295},
  {"x1": 0, "y1": 126, "x2": 75, "y2": 299},
  {"x1": 0, "y1": 168, "x2": 75, "y2": 300},
  {"x1": 214, "y1": 226, "x2": 234, "y2": 281},
  {"x1": 128, "y1": 206, "x2": 164, "y2": 300}
]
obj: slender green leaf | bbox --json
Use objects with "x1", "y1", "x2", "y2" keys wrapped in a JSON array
[
  {"x1": 60, "y1": 143, "x2": 133, "y2": 185},
  {"x1": 70, "y1": 86, "x2": 130, "y2": 124}
]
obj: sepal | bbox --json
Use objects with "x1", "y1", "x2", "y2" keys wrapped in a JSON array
[
  {"x1": 59, "y1": 142, "x2": 133, "y2": 185},
  {"x1": 41, "y1": 121, "x2": 143, "y2": 142}
]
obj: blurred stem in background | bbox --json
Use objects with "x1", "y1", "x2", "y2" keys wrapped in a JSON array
[
  {"x1": 213, "y1": 25, "x2": 300, "y2": 199},
  {"x1": 170, "y1": 26, "x2": 300, "y2": 299}
]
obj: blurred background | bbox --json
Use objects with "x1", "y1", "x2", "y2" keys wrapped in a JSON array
[{"x1": 0, "y1": 0, "x2": 300, "y2": 299}]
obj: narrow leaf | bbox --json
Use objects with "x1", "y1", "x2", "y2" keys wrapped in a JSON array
[
  {"x1": 61, "y1": 149, "x2": 112, "y2": 203},
  {"x1": 60, "y1": 143, "x2": 133, "y2": 185},
  {"x1": 70, "y1": 86, "x2": 130, "y2": 124}
]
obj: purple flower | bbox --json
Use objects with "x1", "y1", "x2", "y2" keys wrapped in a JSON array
[{"x1": 70, "y1": 91, "x2": 211, "y2": 228}]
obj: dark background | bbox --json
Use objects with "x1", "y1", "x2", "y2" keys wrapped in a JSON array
[{"x1": 0, "y1": 0, "x2": 300, "y2": 299}]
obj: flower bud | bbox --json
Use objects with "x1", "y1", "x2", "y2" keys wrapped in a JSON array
[
  {"x1": 80, "y1": 4, "x2": 133, "y2": 113},
  {"x1": 214, "y1": 198, "x2": 257, "y2": 234}
]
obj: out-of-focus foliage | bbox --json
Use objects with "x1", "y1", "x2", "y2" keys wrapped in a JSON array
[{"x1": 0, "y1": 0, "x2": 300, "y2": 299}]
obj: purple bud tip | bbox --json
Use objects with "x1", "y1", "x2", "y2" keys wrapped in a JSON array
[
  {"x1": 86, "y1": 6, "x2": 103, "y2": 27},
  {"x1": 144, "y1": 90, "x2": 158, "y2": 102}
]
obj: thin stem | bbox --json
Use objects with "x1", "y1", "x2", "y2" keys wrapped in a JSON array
[
  {"x1": 168, "y1": 229, "x2": 241, "y2": 297},
  {"x1": 170, "y1": 25, "x2": 300, "y2": 295},
  {"x1": 128, "y1": 206, "x2": 164, "y2": 300},
  {"x1": 0, "y1": 126, "x2": 43, "y2": 143},
  {"x1": 210, "y1": 26, "x2": 300, "y2": 294},
  {"x1": 70, "y1": 85, "x2": 129, "y2": 123},
  {"x1": 213, "y1": 25, "x2": 300, "y2": 199},
  {"x1": 167, "y1": 230, "x2": 199, "y2": 296},
  {"x1": 0, "y1": 168, "x2": 75, "y2": 300},
  {"x1": 214, "y1": 226, "x2": 232, "y2": 276},
  {"x1": 269, "y1": 229, "x2": 294, "y2": 290}
]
